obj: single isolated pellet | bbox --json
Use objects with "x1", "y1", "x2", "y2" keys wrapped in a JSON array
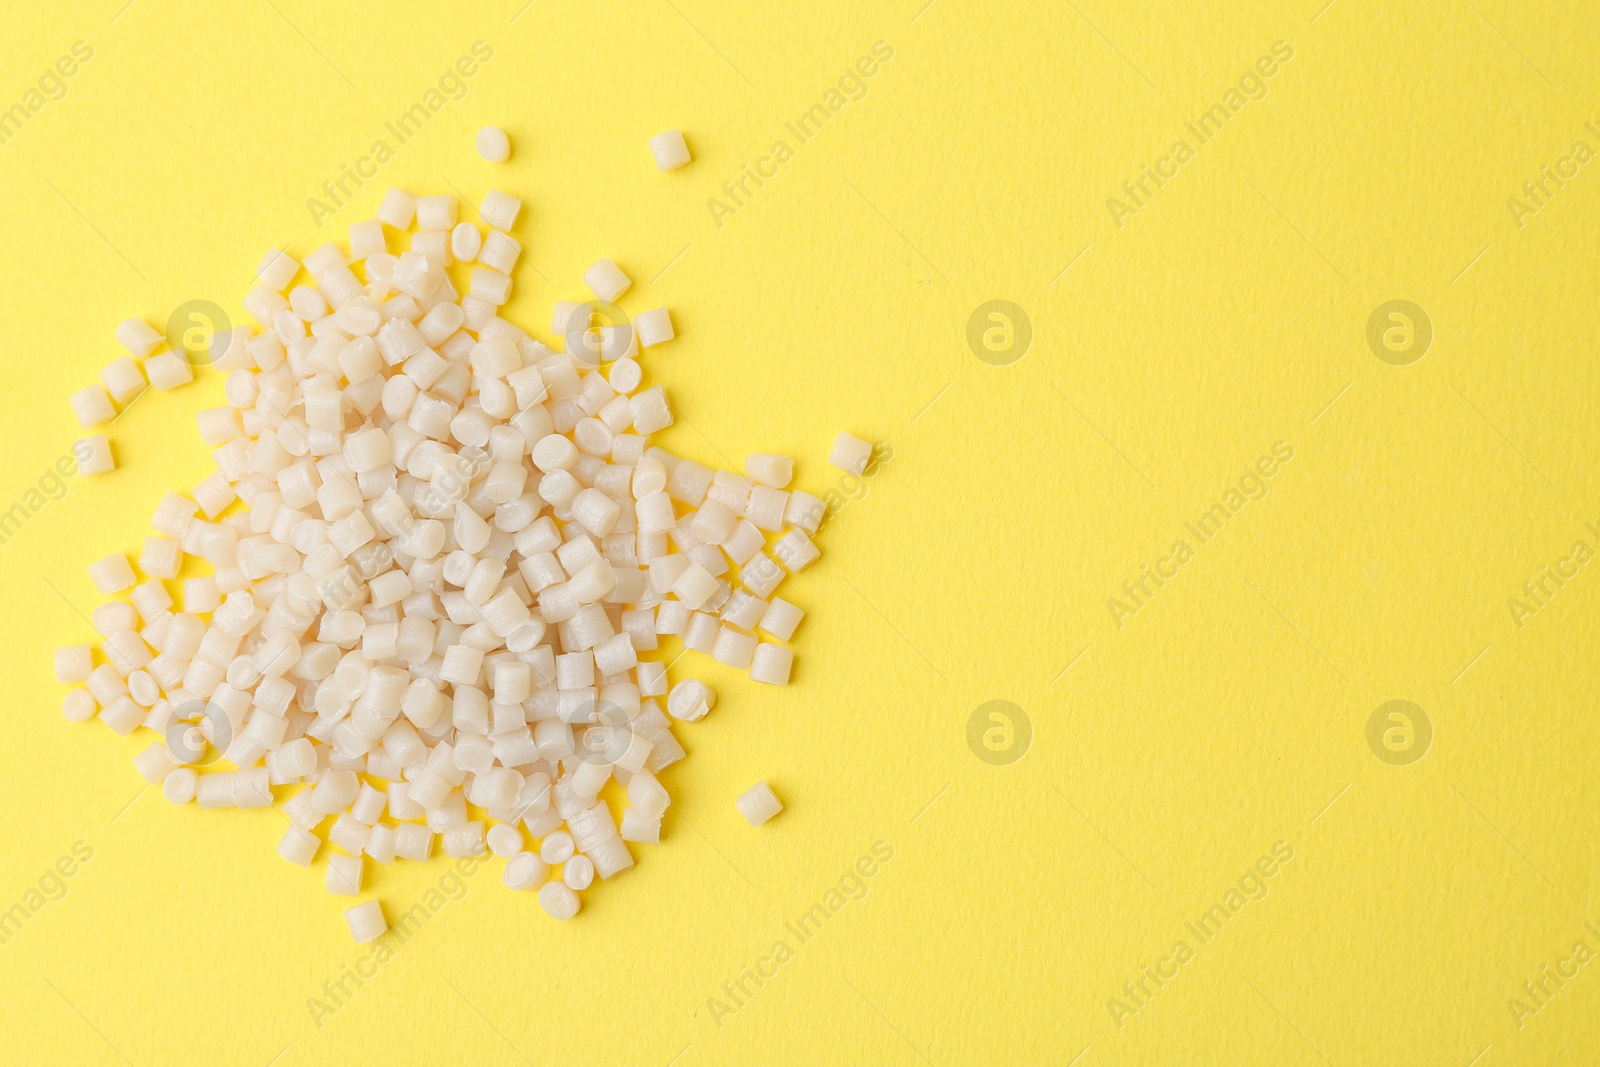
[
  {"x1": 634, "y1": 307, "x2": 674, "y2": 348},
  {"x1": 345, "y1": 900, "x2": 386, "y2": 943},
  {"x1": 648, "y1": 130, "x2": 691, "y2": 171},
  {"x1": 736, "y1": 781, "x2": 783, "y2": 826},
  {"x1": 477, "y1": 126, "x2": 511, "y2": 163},
  {"x1": 70, "y1": 385, "x2": 116, "y2": 428},
  {"x1": 55, "y1": 645, "x2": 92, "y2": 684},
  {"x1": 75, "y1": 435, "x2": 114, "y2": 477},
  {"x1": 829, "y1": 432, "x2": 873, "y2": 476},
  {"x1": 583, "y1": 258, "x2": 631, "y2": 302},
  {"x1": 750, "y1": 644, "x2": 793, "y2": 686}
]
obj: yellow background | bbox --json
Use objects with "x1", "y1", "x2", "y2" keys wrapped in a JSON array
[{"x1": 3, "y1": 0, "x2": 1599, "y2": 1063}]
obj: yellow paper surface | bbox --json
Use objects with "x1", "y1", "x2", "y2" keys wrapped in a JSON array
[{"x1": 3, "y1": 1, "x2": 1599, "y2": 1063}]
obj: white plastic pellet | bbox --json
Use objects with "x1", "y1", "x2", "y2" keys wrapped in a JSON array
[
  {"x1": 648, "y1": 130, "x2": 691, "y2": 171},
  {"x1": 736, "y1": 781, "x2": 783, "y2": 826},
  {"x1": 503, "y1": 851, "x2": 548, "y2": 891},
  {"x1": 635, "y1": 307, "x2": 674, "y2": 348},
  {"x1": 749, "y1": 644, "x2": 793, "y2": 686},
  {"x1": 663, "y1": 680, "x2": 709, "y2": 726},
  {"x1": 163, "y1": 767, "x2": 198, "y2": 804},
  {"x1": 486, "y1": 823, "x2": 523, "y2": 857},
  {"x1": 257, "y1": 248, "x2": 299, "y2": 290},
  {"x1": 538, "y1": 881, "x2": 580, "y2": 921},
  {"x1": 100, "y1": 356, "x2": 146, "y2": 404},
  {"x1": 70, "y1": 385, "x2": 116, "y2": 428},
  {"x1": 55, "y1": 645, "x2": 93, "y2": 684},
  {"x1": 829, "y1": 432, "x2": 873, "y2": 476},
  {"x1": 75, "y1": 435, "x2": 114, "y2": 477},
  {"x1": 711, "y1": 626, "x2": 757, "y2": 670},
  {"x1": 377, "y1": 188, "x2": 417, "y2": 229},
  {"x1": 480, "y1": 190, "x2": 522, "y2": 231},
  {"x1": 415, "y1": 195, "x2": 458, "y2": 231},
  {"x1": 758, "y1": 597, "x2": 804, "y2": 642},
  {"x1": 349, "y1": 220, "x2": 386, "y2": 261},
  {"x1": 451, "y1": 222, "x2": 482, "y2": 263},
  {"x1": 582, "y1": 258, "x2": 631, "y2": 302},
  {"x1": 277, "y1": 825, "x2": 320, "y2": 866},
  {"x1": 539, "y1": 830, "x2": 576, "y2": 864},
  {"x1": 477, "y1": 126, "x2": 511, "y2": 163},
  {"x1": 744, "y1": 453, "x2": 793, "y2": 489},
  {"x1": 327, "y1": 853, "x2": 364, "y2": 896},
  {"x1": 144, "y1": 352, "x2": 194, "y2": 391},
  {"x1": 345, "y1": 900, "x2": 386, "y2": 943},
  {"x1": 87, "y1": 553, "x2": 136, "y2": 594},
  {"x1": 116, "y1": 318, "x2": 165, "y2": 358},
  {"x1": 563, "y1": 853, "x2": 596, "y2": 890},
  {"x1": 619, "y1": 807, "x2": 662, "y2": 845}
]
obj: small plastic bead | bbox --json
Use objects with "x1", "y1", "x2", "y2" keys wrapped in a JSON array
[
  {"x1": 256, "y1": 248, "x2": 299, "y2": 290},
  {"x1": 87, "y1": 553, "x2": 136, "y2": 594},
  {"x1": 349, "y1": 219, "x2": 386, "y2": 260},
  {"x1": 415, "y1": 195, "x2": 458, "y2": 231},
  {"x1": 100, "y1": 356, "x2": 146, "y2": 404},
  {"x1": 70, "y1": 384, "x2": 116, "y2": 427},
  {"x1": 563, "y1": 853, "x2": 596, "y2": 890},
  {"x1": 711, "y1": 625, "x2": 757, "y2": 669},
  {"x1": 634, "y1": 307, "x2": 674, "y2": 348},
  {"x1": 145, "y1": 352, "x2": 195, "y2": 390},
  {"x1": 116, "y1": 318, "x2": 164, "y2": 358},
  {"x1": 486, "y1": 823, "x2": 523, "y2": 857},
  {"x1": 538, "y1": 881, "x2": 580, "y2": 920},
  {"x1": 620, "y1": 807, "x2": 662, "y2": 844},
  {"x1": 327, "y1": 853, "x2": 364, "y2": 896},
  {"x1": 277, "y1": 825, "x2": 320, "y2": 866},
  {"x1": 648, "y1": 130, "x2": 691, "y2": 171},
  {"x1": 451, "y1": 222, "x2": 482, "y2": 263},
  {"x1": 829, "y1": 432, "x2": 873, "y2": 476},
  {"x1": 539, "y1": 830, "x2": 576, "y2": 864},
  {"x1": 758, "y1": 597, "x2": 805, "y2": 641},
  {"x1": 750, "y1": 644, "x2": 793, "y2": 685},
  {"x1": 477, "y1": 126, "x2": 511, "y2": 163},
  {"x1": 163, "y1": 767, "x2": 198, "y2": 803},
  {"x1": 345, "y1": 900, "x2": 386, "y2": 943},
  {"x1": 62, "y1": 690, "x2": 97, "y2": 722},
  {"x1": 744, "y1": 453, "x2": 793, "y2": 489},
  {"x1": 583, "y1": 258, "x2": 631, "y2": 302},
  {"x1": 504, "y1": 851, "x2": 548, "y2": 891},
  {"x1": 480, "y1": 190, "x2": 521, "y2": 231},
  {"x1": 75, "y1": 435, "x2": 114, "y2": 476},
  {"x1": 377, "y1": 188, "x2": 416, "y2": 229},
  {"x1": 736, "y1": 781, "x2": 783, "y2": 826},
  {"x1": 55, "y1": 645, "x2": 93, "y2": 684},
  {"x1": 666, "y1": 679, "x2": 716, "y2": 722}
]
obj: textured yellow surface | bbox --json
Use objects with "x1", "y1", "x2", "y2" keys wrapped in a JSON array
[{"x1": 4, "y1": 1, "x2": 1600, "y2": 1064}]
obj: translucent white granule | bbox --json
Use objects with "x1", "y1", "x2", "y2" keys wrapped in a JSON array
[
  {"x1": 53, "y1": 178, "x2": 856, "y2": 931},
  {"x1": 477, "y1": 126, "x2": 512, "y2": 163}
]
